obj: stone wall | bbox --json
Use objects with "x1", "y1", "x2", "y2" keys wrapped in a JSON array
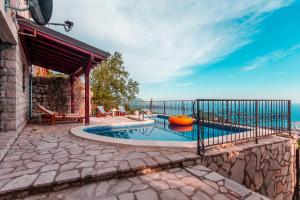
[
  {"x1": 73, "y1": 78, "x2": 85, "y2": 115},
  {"x1": 32, "y1": 77, "x2": 70, "y2": 117},
  {"x1": 200, "y1": 136, "x2": 297, "y2": 200},
  {"x1": 16, "y1": 43, "x2": 30, "y2": 130},
  {"x1": 0, "y1": 41, "x2": 29, "y2": 132},
  {"x1": 32, "y1": 77, "x2": 86, "y2": 117}
]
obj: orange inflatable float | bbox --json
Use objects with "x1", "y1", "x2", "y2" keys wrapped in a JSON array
[
  {"x1": 168, "y1": 115, "x2": 194, "y2": 126},
  {"x1": 169, "y1": 124, "x2": 193, "y2": 132}
]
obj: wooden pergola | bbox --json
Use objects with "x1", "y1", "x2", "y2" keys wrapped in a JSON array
[{"x1": 17, "y1": 17, "x2": 110, "y2": 124}]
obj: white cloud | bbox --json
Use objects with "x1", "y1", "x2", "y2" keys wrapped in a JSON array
[
  {"x1": 242, "y1": 43, "x2": 300, "y2": 71},
  {"x1": 51, "y1": 0, "x2": 293, "y2": 83},
  {"x1": 175, "y1": 82, "x2": 194, "y2": 87}
]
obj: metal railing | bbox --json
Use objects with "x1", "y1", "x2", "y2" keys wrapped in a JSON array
[
  {"x1": 128, "y1": 99, "x2": 291, "y2": 155},
  {"x1": 195, "y1": 99, "x2": 291, "y2": 155},
  {"x1": 128, "y1": 100, "x2": 196, "y2": 116}
]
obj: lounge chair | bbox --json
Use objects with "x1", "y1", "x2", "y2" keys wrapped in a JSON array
[
  {"x1": 37, "y1": 104, "x2": 84, "y2": 125},
  {"x1": 96, "y1": 106, "x2": 112, "y2": 117},
  {"x1": 118, "y1": 105, "x2": 129, "y2": 116}
]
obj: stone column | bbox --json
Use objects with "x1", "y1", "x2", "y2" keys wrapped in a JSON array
[
  {"x1": 0, "y1": 43, "x2": 17, "y2": 131},
  {"x1": 70, "y1": 75, "x2": 75, "y2": 113}
]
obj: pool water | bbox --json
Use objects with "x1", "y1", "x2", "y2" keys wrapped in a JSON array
[{"x1": 84, "y1": 116, "x2": 248, "y2": 142}]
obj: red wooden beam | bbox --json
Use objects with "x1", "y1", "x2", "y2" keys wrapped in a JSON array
[
  {"x1": 31, "y1": 59, "x2": 76, "y2": 74},
  {"x1": 29, "y1": 42, "x2": 84, "y2": 63},
  {"x1": 20, "y1": 25, "x2": 106, "y2": 61},
  {"x1": 70, "y1": 67, "x2": 83, "y2": 78},
  {"x1": 30, "y1": 50, "x2": 81, "y2": 67},
  {"x1": 28, "y1": 37, "x2": 87, "y2": 60},
  {"x1": 31, "y1": 59, "x2": 74, "y2": 74},
  {"x1": 30, "y1": 53, "x2": 79, "y2": 69}
]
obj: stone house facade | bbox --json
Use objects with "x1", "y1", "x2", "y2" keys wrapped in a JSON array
[{"x1": 0, "y1": 0, "x2": 30, "y2": 132}]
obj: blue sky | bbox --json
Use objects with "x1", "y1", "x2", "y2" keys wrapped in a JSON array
[{"x1": 51, "y1": 0, "x2": 300, "y2": 102}]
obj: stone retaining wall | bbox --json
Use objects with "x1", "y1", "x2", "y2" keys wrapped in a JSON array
[
  {"x1": 200, "y1": 136, "x2": 297, "y2": 200},
  {"x1": 32, "y1": 77, "x2": 70, "y2": 118},
  {"x1": 32, "y1": 77, "x2": 86, "y2": 118}
]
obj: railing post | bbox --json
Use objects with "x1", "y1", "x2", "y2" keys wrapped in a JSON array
[
  {"x1": 163, "y1": 101, "x2": 166, "y2": 115},
  {"x1": 255, "y1": 100, "x2": 258, "y2": 143},
  {"x1": 226, "y1": 100, "x2": 229, "y2": 123},
  {"x1": 288, "y1": 100, "x2": 291, "y2": 135},
  {"x1": 182, "y1": 101, "x2": 184, "y2": 115},
  {"x1": 196, "y1": 100, "x2": 200, "y2": 155}
]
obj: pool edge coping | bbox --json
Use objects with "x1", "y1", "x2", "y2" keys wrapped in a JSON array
[{"x1": 70, "y1": 119, "x2": 198, "y2": 148}]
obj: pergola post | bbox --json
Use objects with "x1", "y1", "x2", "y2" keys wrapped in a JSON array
[
  {"x1": 70, "y1": 75, "x2": 75, "y2": 113},
  {"x1": 84, "y1": 58, "x2": 93, "y2": 125}
]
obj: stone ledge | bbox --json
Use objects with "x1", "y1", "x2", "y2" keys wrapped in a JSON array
[
  {"x1": 204, "y1": 135, "x2": 292, "y2": 157},
  {"x1": 184, "y1": 165, "x2": 269, "y2": 200},
  {"x1": 20, "y1": 164, "x2": 269, "y2": 200},
  {"x1": 0, "y1": 155, "x2": 201, "y2": 200}
]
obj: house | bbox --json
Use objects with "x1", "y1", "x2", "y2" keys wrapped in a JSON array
[{"x1": 0, "y1": 0, "x2": 110, "y2": 134}]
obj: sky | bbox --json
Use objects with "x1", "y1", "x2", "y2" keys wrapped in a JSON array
[{"x1": 50, "y1": 0, "x2": 300, "y2": 102}]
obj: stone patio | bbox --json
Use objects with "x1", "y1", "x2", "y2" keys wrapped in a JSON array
[
  {"x1": 0, "y1": 117, "x2": 290, "y2": 199},
  {"x1": 0, "y1": 131, "x2": 18, "y2": 162},
  {"x1": 0, "y1": 117, "x2": 201, "y2": 199},
  {"x1": 19, "y1": 165, "x2": 267, "y2": 200}
]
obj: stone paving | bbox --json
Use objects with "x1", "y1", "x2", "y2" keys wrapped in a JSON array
[
  {"x1": 0, "y1": 130, "x2": 19, "y2": 162},
  {"x1": 0, "y1": 118, "x2": 200, "y2": 199},
  {"x1": 19, "y1": 165, "x2": 268, "y2": 200}
]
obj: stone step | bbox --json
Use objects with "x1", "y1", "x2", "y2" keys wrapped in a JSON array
[
  {"x1": 20, "y1": 165, "x2": 269, "y2": 200},
  {"x1": 0, "y1": 154, "x2": 200, "y2": 200}
]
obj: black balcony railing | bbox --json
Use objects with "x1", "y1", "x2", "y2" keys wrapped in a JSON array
[
  {"x1": 128, "y1": 99, "x2": 291, "y2": 155},
  {"x1": 195, "y1": 99, "x2": 291, "y2": 155},
  {"x1": 128, "y1": 100, "x2": 196, "y2": 116}
]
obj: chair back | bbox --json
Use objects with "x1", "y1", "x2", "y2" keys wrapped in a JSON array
[
  {"x1": 97, "y1": 106, "x2": 106, "y2": 114},
  {"x1": 37, "y1": 104, "x2": 57, "y2": 116},
  {"x1": 118, "y1": 106, "x2": 126, "y2": 113}
]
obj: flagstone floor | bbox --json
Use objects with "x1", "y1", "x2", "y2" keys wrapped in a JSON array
[
  {"x1": 20, "y1": 165, "x2": 267, "y2": 200},
  {"x1": 0, "y1": 117, "x2": 199, "y2": 199},
  {"x1": 0, "y1": 117, "x2": 268, "y2": 199}
]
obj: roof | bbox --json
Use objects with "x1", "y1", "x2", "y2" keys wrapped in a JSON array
[{"x1": 17, "y1": 17, "x2": 110, "y2": 75}]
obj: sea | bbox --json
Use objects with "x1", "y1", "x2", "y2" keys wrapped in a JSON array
[
  {"x1": 292, "y1": 103, "x2": 300, "y2": 122},
  {"x1": 130, "y1": 102, "x2": 300, "y2": 122}
]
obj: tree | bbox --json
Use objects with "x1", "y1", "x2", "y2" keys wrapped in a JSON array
[
  {"x1": 90, "y1": 52, "x2": 139, "y2": 110},
  {"x1": 34, "y1": 67, "x2": 67, "y2": 78}
]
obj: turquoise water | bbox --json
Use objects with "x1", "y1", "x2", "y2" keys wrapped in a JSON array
[
  {"x1": 292, "y1": 103, "x2": 300, "y2": 122},
  {"x1": 84, "y1": 116, "x2": 248, "y2": 142}
]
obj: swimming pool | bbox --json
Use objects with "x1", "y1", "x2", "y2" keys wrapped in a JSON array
[{"x1": 83, "y1": 115, "x2": 248, "y2": 142}]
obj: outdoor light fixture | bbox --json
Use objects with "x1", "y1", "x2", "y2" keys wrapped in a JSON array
[
  {"x1": 48, "y1": 21, "x2": 74, "y2": 32},
  {"x1": 5, "y1": 0, "x2": 53, "y2": 26},
  {"x1": 142, "y1": 168, "x2": 152, "y2": 174}
]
